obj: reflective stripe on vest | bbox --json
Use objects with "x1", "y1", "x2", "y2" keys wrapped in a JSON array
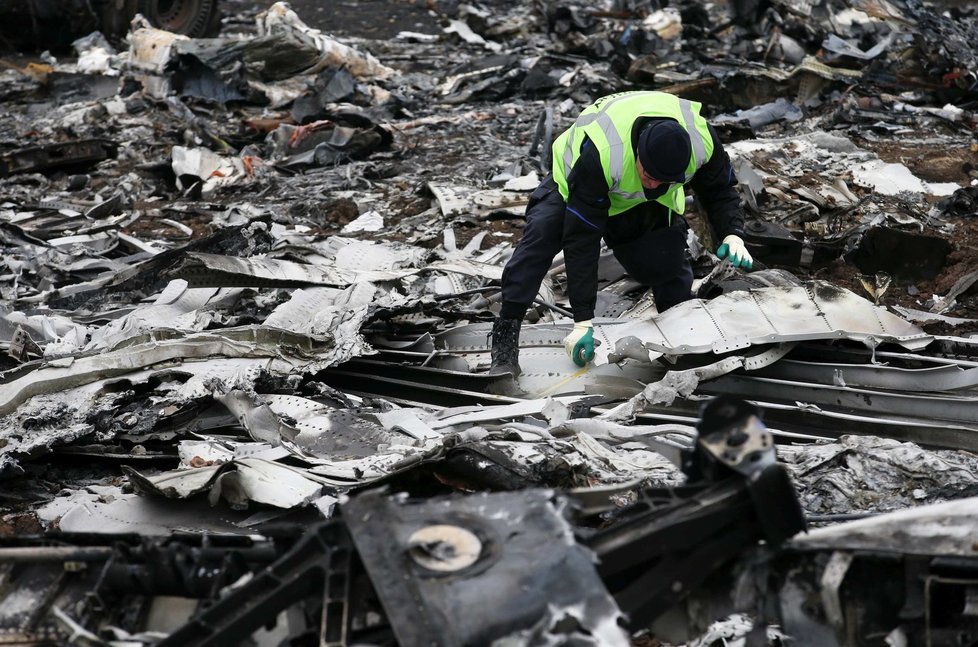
[{"x1": 561, "y1": 93, "x2": 637, "y2": 196}]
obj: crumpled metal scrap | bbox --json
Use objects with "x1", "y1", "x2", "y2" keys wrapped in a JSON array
[
  {"x1": 2, "y1": 0, "x2": 978, "y2": 643},
  {"x1": 779, "y1": 434, "x2": 978, "y2": 515}
]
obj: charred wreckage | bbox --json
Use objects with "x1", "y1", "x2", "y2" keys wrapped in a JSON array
[{"x1": 2, "y1": 0, "x2": 978, "y2": 645}]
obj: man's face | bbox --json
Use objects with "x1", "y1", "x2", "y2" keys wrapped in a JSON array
[{"x1": 636, "y1": 157, "x2": 667, "y2": 189}]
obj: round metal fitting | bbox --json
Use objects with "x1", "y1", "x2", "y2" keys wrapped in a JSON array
[{"x1": 407, "y1": 524, "x2": 482, "y2": 573}]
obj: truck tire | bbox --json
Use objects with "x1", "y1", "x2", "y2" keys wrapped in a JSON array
[{"x1": 133, "y1": 0, "x2": 222, "y2": 37}]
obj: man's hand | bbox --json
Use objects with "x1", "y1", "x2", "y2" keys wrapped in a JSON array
[
  {"x1": 716, "y1": 234, "x2": 753, "y2": 269},
  {"x1": 564, "y1": 320, "x2": 595, "y2": 367}
]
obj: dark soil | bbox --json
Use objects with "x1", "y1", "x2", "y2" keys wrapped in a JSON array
[
  {"x1": 855, "y1": 137, "x2": 978, "y2": 184},
  {"x1": 222, "y1": 0, "x2": 441, "y2": 38}
]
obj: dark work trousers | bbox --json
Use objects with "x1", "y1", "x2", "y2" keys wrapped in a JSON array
[{"x1": 500, "y1": 178, "x2": 694, "y2": 318}]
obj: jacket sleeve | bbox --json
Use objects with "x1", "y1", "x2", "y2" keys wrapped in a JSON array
[
  {"x1": 563, "y1": 139, "x2": 609, "y2": 322},
  {"x1": 688, "y1": 124, "x2": 745, "y2": 240}
]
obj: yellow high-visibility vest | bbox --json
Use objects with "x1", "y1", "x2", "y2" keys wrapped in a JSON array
[{"x1": 552, "y1": 91, "x2": 714, "y2": 216}]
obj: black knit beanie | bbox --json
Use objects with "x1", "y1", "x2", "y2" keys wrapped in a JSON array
[{"x1": 637, "y1": 120, "x2": 691, "y2": 183}]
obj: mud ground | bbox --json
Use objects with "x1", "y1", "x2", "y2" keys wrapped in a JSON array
[{"x1": 223, "y1": 0, "x2": 441, "y2": 37}]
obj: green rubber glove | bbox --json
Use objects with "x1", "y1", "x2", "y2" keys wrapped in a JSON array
[
  {"x1": 563, "y1": 320, "x2": 595, "y2": 367},
  {"x1": 716, "y1": 234, "x2": 754, "y2": 269}
]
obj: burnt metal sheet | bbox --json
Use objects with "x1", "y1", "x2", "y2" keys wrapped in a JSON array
[
  {"x1": 435, "y1": 321, "x2": 573, "y2": 355},
  {"x1": 170, "y1": 251, "x2": 503, "y2": 288},
  {"x1": 84, "y1": 279, "x2": 236, "y2": 351},
  {"x1": 0, "y1": 359, "x2": 264, "y2": 473},
  {"x1": 701, "y1": 373, "x2": 978, "y2": 428},
  {"x1": 0, "y1": 327, "x2": 331, "y2": 417},
  {"x1": 750, "y1": 358, "x2": 978, "y2": 392},
  {"x1": 522, "y1": 343, "x2": 792, "y2": 400},
  {"x1": 345, "y1": 353, "x2": 650, "y2": 402},
  {"x1": 125, "y1": 463, "x2": 224, "y2": 498},
  {"x1": 264, "y1": 284, "x2": 378, "y2": 347},
  {"x1": 281, "y1": 404, "x2": 415, "y2": 459},
  {"x1": 37, "y1": 487, "x2": 256, "y2": 535},
  {"x1": 629, "y1": 393, "x2": 978, "y2": 451},
  {"x1": 608, "y1": 283, "x2": 931, "y2": 356},
  {"x1": 597, "y1": 355, "x2": 775, "y2": 422},
  {"x1": 0, "y1": 139, "x2": 117, "y2": 177},
  {"x1": 435, "y1": 284, "x2": 928, "y2": 379},
  {"x1": 327, "y1": 340, "x2": 978, "y2": 448},
  {"x1": 549, "y1": 418, "x2": 694, "y2": 469},
  {"x1": 372, "y1": 407, "x2": 442, "y2": 441},
  {"x1": 254, "y1": 2, "x2": 395, "y2": 80},
  {"x1": 324, "y1": 236, "x2": 430, "y2": 270},
  {"x1": 321, "y1": 366, "x2": 522, "y2": 409},
  {"x1": 791, "y1": 497, "x2": 978, "y2": 557},
  {"x1": 215, "y1": 389, "x2": 299, "y2": 445},
  {"x1": 384, "y1": 336, "x2": 790, "y2": 414},
  {"x1": 344, "y1": 489, "x2": 629, "y2": 647},
  {"x1": 127, "y1": 457, "x2": 324, "y2": 509},
  {"x1": 169, "y1": 251, "x2": 387, "y2": 287},
  {"x1": 215, "y1": 389, "x2": 436, "y2": 461},
  {"x1": 779, "y1": 434, "x2": 978, "y2": 516},
  {"x1": 892, "y1": 306, "x2": 978, "y2": 326},
  {"x1": 212, "y1": 458, "x2": 324, "y2": 508},
  {"x1": 426, "y1": 396, "x2": 587, "y2": 429}
]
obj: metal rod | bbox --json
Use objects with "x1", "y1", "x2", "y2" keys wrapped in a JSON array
[
  {"x1": 435, "y1": 284, "x2": 574, "y2": 319},
  {"x1": 805, "y1": 512, "x2": 880, "y2": 523},
  {"x1": 533, "y1": 298, "x2": 573, "y2": 318},
  {"x1": 0, "y1": 546, "x2": 114, "y2": 562}
]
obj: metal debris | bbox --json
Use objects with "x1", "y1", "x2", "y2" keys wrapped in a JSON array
[{"x1": 2, "y1": 0, "x2": 978, "y2": 643}]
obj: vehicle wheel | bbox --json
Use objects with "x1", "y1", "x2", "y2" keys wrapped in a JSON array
[{"x1": 134, "y1": 0, "x2": 222, "y2": 37}]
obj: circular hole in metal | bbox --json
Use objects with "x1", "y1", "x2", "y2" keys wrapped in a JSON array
[{"x1": 407, "y1": 524, "x2": 482, "y2": 573}]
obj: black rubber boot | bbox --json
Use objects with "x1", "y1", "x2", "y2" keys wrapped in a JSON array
[{"x1": 489, "y1": 317, "x2": 522, "y2": 376}]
